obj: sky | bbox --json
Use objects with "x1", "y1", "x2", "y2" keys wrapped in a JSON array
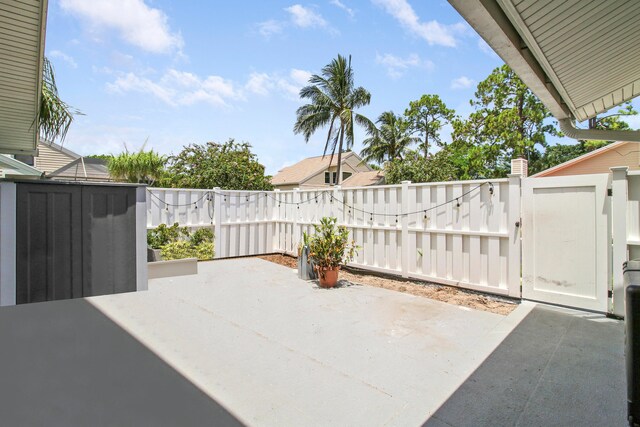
[{"x1": 45, "y1": 0, "x2": 640, "y2": 175}]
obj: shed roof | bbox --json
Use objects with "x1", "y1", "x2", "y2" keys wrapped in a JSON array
[{"x1": 448, "y1": 0, "x2": 640, "y2": 123}]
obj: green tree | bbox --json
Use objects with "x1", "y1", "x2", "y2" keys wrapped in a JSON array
[
  {"x1": 164, "y1": 139, "x2": 273, "y2": 190},
  {"x1": 404, "y1": 94, "x2": 455, "y2": 157},
  {"x1": 294, "y1": 54, "x2": 375, "y2": 185},
  {"x1": 459, "y1": 65, "x2": 558, "y2": 163},
  {"x1": 384, "y1": 150, "x2": 457, "y2": 184},
  {"x1": 360, "y1": 111, "x2": 417, "y2": 164},
  {"x1": 108, "y1": 149, "x2": 167, "y2": 185},
  {"x1": 39, "y1": 57, "x2": 81, "y2": 142},
  {"x1": 532, "y1": 102, "x2": 638, "y2": 174}
]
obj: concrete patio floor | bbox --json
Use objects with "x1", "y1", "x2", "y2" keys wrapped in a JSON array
[{"x1": 0, "y1": 258, "x2": 626, "y2": 426}]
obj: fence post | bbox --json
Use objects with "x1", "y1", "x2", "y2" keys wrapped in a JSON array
[
  {"x1": 507, "y1": 175, "x2": 522, "y2": 298},
  {"x1": 293, "y1": 188, "x2": 300, "y2": 253},
  {"x1": 401, "y1": 181, "x2": 410, "y2": 278},
  {"x1": 214, "y1": 187, "x2": 222, "y2": 259},
  {"x1": 272, "y1": 189, "x2": 280, "y2": 253},
  {"x1": 611, "y1": 166, "x2": 629, "y2": 317},
  {"x1": 332, "y1": 185, "x2": 341, "y2": 221}
]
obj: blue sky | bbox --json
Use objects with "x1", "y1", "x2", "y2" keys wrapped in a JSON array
[{"x1": 45, "y1": 0, "x2": 639, "y2": 175}]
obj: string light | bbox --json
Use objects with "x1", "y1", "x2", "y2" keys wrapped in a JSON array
[{"x1": 456, "y1": 198, "x2": 460, "y2": 208}]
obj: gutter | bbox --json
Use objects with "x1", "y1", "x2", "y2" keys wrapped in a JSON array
[{"x1": 559, "y1": 119, "x2": 640, "y2": 143}]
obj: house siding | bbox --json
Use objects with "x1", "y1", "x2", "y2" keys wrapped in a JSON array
[
  {"x1": 540, "y1": 142, "x2": 640, "y2": 177},
  {"x1": 35, "y1": 143, "x2": 78, "y2": 174}
]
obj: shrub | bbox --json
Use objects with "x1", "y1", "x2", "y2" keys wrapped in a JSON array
[
  {"x1": 190, "y1": 227, "x2": 214, "y2": 246},
  {"x1": 150, "y1": 224, "x2": 215, "y2": 261},
  {"x1": 147, "y1": 223, "x2": 188, "y2": 249}
]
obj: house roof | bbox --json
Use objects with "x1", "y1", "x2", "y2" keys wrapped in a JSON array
[
  {"x1": 448, "y1": 0, "x2": 640, "y2": 123},
  {"x1": 0, "y1": 0, "x2": 48, "y2": 155},
  {"x1": 48, "y1": 157, "x2": 111, "y2": 182},
  {"x1": 271, "y1": 152, "x2": 368, "y2": 186},
  {"x1": 341, "y1": 170, "x2": 385, "y2": 187},
  {"x1": 532, "y1": 141, "x2": 631, "y2": 177},
  {"x1": 39, "y1": 139, "x2": 81, "y2": 159},
  {"x1": 0, "y1": 154, "x2": 43, "y2": 177}
]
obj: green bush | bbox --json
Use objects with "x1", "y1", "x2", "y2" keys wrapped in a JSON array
[
  {"x1": 161, "y1": 241, "x2": 215, "y2": 261},
  {"x1": 190, "y1": 227, "x2": 214, "y2": 246},
  {"x1": 147, "y1": 223, "x2": 188, "y2": 249},
  {"x1": 150, "y1": 224, "x2": 215, "y2": 261}
]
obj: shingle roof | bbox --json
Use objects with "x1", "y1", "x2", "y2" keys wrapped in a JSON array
[
  {"x1": 271, "y1": 152, "x2": 360, "y2": 185},
  {"x1": 341, "y1": 170, "x2": 385, "y2": 187}
]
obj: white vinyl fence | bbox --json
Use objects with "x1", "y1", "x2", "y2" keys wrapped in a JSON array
[{"x1": 147, "y1": 177, "x2": 522, "y2": 297}]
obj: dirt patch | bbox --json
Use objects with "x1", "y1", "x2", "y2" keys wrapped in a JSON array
[{"x1": 258, "y1": 254, "x2": 518, "y2": 316}]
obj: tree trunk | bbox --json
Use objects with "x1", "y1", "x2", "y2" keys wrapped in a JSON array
[
  {"x1": 336, "y1": 123, "x2": 345, "y2": 185},
  {"x1": 424, "y1": 134, "x2": 429, "y2": 158}
]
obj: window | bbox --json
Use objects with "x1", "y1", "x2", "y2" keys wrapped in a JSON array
[
  {"x1": 325, "y1": 171, "x2": 338, "y2": 184},
  {"x1": 342, "y1": 172, "x2": 352, "y2": 181}
]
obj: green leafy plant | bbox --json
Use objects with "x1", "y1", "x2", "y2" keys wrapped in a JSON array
[
  {"x1": 190, "y1": 227, "x2": 214, "y2": 246},
  {"x1": 149, "y1": 224, "x2": 215, "y2": 261},
  {"x1": 308, "y1": 217, "x2": 358, "y2": 272},
  {"x1": 161, "y1": 241, "x2": 214, "y2": 261},
  {"x1": 147, "y1": 223, "x2": 189, "y2": 249}
]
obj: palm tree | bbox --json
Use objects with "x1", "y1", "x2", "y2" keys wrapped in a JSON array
[
  {"x1": 294, "y1": 54, "x2": 375, "y2": 185},
  {"x1": 108, "y1": 144, "x2": 167, "y2": 185},
  {"x1": 361, "y1": 111, "x2": 418, "y2": 164},
  {"x1": 39, "y1": 57, "x2": 81, "y2": 142}
]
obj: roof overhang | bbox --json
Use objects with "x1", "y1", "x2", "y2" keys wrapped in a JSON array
[
  {"x1": 449, "y1": 0, "x2": 640, "y2": 133},
  {"x1": 0, "y1": 154, "x2": 42, "y2": 177},
  {"x1": 0, "y1": 0, "x2": 49, "y2": 155}
]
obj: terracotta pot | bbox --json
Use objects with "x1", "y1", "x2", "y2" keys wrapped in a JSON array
[{"x1": 316, "y1": 266, "x2": 340, "y2": 288}]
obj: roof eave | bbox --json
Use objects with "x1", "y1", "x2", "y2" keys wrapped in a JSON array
[{"x1": 448, "y1": 0, "x2": 571, "y2": 120}]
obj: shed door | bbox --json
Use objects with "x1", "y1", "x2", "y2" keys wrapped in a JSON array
[
  {"x1": 521, "y1": 174, "x2": 611, "y2": 312},
  {"x1": 16, "y1": 184, "x2": 82, "y2": 304},
  {"x1": 82, "y1": 186, "x2": 137, "y2": 297}
]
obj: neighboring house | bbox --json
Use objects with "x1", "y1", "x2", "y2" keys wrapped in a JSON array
[
  {"x1": 533, "y1": 141, "x2": 639, "y2": 177},
  {"x1": 0, "y1": 154, "x2": 43, "y2": 178},
  {"x1": 341, "y1": 170, "x2": 385, "y2": 187},
  {"x1": 48, "y1": 157, "x2": 111, "y2": 182},
  {"x1": 16, "y1": 140, "x2": 80, "y2": 174},
  {"x1": 15, "y1": 140, "x2": 112, "y2": 182},
  {"x1": 271, "y1": 152, "x2": 372, "y2": 190}
]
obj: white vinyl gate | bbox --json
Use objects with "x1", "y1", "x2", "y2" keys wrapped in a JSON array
[{"x1": 521, "y1": 174, "x2": 611, "y2": 312}]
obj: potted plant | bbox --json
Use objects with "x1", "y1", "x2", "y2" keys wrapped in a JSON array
[
  {"x1": 308, "y1": 217, "x2": 358, "y2": 288},
  {"x1": 297, "y1": 231, "x2": 317, "y2": 280}
]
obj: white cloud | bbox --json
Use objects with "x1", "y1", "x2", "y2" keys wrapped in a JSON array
[
  {"x1": 107, "y1": 69, "x2": 242, "y2": 107},
  {"x1": 245, "y1": 73, "x2": 274, "y2": 96},
  {"x1": 375, "y1": 52, "x2": 433, "y2": 78},
  {"x1": 451, "y1": 76, "x2": 475, "y2": 89},
  {"x1": 257, "y1": 20, "x2": 283, "y2": 37},
  {"x1": 331, "y1": 0, "x2": 355, "y2": 18},
  {"x1": 285, "y1": 4, "x2": 328, "y2": 28},
  {"x1": 59, "y1": 0, "x2": 183, "y2": 54},
  {"x1": 49, "y1": 50, "x2": 78, "y2": 68},
  {"x1": 372, "y1": 0, "x2": 465, "y2": 47},
  {"x1": 245, "y1": 69, "x2": 313, "y2": 99},
  {"x1": 108, "y1": 68, "x2": 312, "y2": 106}
]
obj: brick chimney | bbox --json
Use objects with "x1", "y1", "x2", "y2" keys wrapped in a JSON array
[{"x1": 511, "y1": 158, "x2": 528, "y2": 177}]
